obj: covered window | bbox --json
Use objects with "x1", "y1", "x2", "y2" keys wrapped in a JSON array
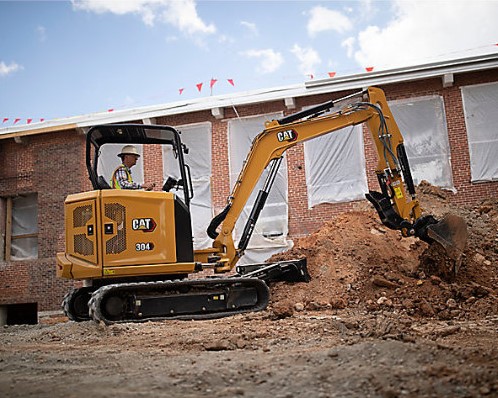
[
  {"x1": 389, "y1": 96, "x2": 454, "y2": 189},
  {"x1": 304, "y1": 124, "x2": 368, "y2": 207},
  {"x1": 163, "y1": 122, "x2": 213, "y2": 249},
  {"x1": 1, "y1": 194, "x2": 38, "y2": 261},
  {"x1": 228, "y1": 113, "x2": 292, "y2": 264},
  {"x1": 461, "y1": 82, "x2": 498, "y2": 182}
]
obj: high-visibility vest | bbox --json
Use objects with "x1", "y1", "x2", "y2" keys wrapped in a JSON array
[{"x1": 111, "y1": 164, "x2": 133, "y2": 189}]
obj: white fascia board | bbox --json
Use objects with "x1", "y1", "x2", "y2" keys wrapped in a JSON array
[{"x1": 306, "y1": 53, "x2": 498, "y2": 92}]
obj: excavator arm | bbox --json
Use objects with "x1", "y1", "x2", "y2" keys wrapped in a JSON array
[{"x1": 208, "y1": 87, "x2": 467, "y2": 273}]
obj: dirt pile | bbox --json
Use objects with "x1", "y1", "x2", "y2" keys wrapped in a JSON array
[{"x1": 269, "y1": 182, "x2": 498, "y2": 321}]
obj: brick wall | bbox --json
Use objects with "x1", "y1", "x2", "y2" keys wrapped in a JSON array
[
  {"x1": 0, "y1": 70, "x2": 497, "y2": 311},
  {"x1": 0, "y1": 131, "x2": 85, "y2": 310}
]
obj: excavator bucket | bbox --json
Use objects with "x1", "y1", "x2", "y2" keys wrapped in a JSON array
[
  {"x1": 426, "y1": 214, "x2": 468, "y2": 261},
  {"x1": 424, "y1": 213, "x2": 468, "y2": 275}
]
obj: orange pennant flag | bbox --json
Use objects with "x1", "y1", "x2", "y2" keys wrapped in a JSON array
[
  {"x1": 365, "y1": 67, "x2": 374, "y2": 72},
  {"x1": 328, "y1": 72, "x2": 336, "y2": 78},
  {"x1": 227, "y1": 79, "x2": 235, "y2": 86},
  {"x1": 196, "y1": 83, "x2": 203, "y2": 92}
]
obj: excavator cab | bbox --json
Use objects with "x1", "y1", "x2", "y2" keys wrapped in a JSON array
[{"x1": 86, "y1": 124, "x2": 193, "y2": 201}]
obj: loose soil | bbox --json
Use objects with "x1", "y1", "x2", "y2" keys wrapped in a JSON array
[{"x1": 1, "y1": 182, "x2": 497, "y2": 398}]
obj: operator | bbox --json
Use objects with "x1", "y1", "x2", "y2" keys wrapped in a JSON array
[{"x1": 111, "y1": 145, "x2": 155, "y2": 191}]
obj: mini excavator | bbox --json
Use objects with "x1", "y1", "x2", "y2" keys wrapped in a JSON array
[{"x1": 56, "y1": 87, "x2": 467, "y2": 324}]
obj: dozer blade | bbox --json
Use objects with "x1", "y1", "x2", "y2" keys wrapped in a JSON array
[
  {"x1": 236, "y1": 259, "x2": 311, "y2": 283},
  {"x1": 426, "y1": 213, "x2": 468, "y2": 263}
]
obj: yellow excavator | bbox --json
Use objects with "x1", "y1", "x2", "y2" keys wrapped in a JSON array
[{"x1": 56, "y1": 87, "x2": 467, "y2": 324}]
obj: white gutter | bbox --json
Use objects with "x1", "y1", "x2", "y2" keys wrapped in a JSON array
[{"x1": 306, "y1": 53, "x2": 498, "y2": 91}]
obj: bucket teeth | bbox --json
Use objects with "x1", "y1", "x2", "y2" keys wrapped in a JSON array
[{"x1": 426, "y1": 213, "x2": 468, "y2": 263}]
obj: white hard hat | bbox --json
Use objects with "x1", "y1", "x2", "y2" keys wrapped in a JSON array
[{"x1": 118, "y1": 145, "x2": 140, "y2": 157}]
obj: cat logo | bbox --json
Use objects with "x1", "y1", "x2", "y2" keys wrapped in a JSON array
[
  {"x1": 277, "y1": 129, "x2": 297, "y2": 142},
  {"x1": 132, "y1": 218, "x2": 156, "y2": 232}
]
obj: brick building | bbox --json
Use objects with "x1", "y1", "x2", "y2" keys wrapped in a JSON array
[{"x1": 1, "y1": 54, "x2": 497, "y2": 322}]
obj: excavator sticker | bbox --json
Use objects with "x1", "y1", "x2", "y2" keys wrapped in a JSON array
[
  {"x1": 277, "y1": 129, "x2": 298, "y2": 142},
  {"x1": 132, "y1": 218, "x2": 157, "y2": 232},
  {"x1": 391, "y1": 181, "x2": 404, "y2": 199},
  {"x1": 135, "y1": 242, "x2": 155, "y2": 251}
]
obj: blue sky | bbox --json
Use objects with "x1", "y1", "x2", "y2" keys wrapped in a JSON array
[{"x1": 1, "y1": 0, "x2": 497, "y2": 124}]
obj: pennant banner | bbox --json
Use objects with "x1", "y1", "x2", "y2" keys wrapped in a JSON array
[{"x1": 1, "y1": 118, "x2": 46, "y2": 126}]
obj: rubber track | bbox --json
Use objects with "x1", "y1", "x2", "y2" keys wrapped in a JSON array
[
  {"x1": 62, "y1": 290, "x2": 78, "y2": 321},
  {"x1": 62, "y1": 288, "x2": 92, "y2": 322},
  {"x1": 88, "y1": 277, "x2": 270, "y2": 325}
]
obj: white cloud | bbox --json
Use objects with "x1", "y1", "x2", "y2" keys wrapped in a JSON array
[
  {"x1": 307, "y1": 6, "x2": 353, "y2": 37},
  {"x1": 161, "y1": 0, "x2": 215, "y2": 35},
  {"x1": 354, "y1": 1, "x2": 498, "y2": 69},
  {"x1": 290, "y1": 44, "x2": 321, "y2": 75},
  {"x1": 36, "y1": 26, "x2": 47, "y2": 42},
  {"x1": 240, "y1": 49, "x2": 284, "y2": 74},
  {"x1": 358, "y1": 0, "x2": 376, "y2": 21},
  {"x1": 240, "y1": 21, "x2": 258, "y2": 36},
  {"x1": 72, "y1": 0, "x2": 158, "y2": 22},
  {"x1": 341, "y1": 37, "x2": 355, "y2": 58},
  {"x1": 72, "y1": 0, "x2": 215, "y2": 35},
  {"x1": 0, "y1": 61, "x2": 22, "y2": 77},
  {"x1": 218, "y1": 34, "x2": 234, "y2": 44}
]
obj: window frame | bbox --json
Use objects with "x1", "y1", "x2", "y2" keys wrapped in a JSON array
[{"x1": 2, "y1": 194, "x2": 39, "y2": 262}]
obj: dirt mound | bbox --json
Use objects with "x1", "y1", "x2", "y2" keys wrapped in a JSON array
[{"x1": 269, "y1": 182, "x2": 498, "y2": 321}]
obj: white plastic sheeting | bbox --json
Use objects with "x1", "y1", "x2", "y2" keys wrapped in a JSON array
[
  {"x1": 389, "y1": 96, "x2": 454, "y2": 189},
  {"x1": 163, "y1": 122, "x2": 212, "y2": 249},
  {"x1": 228, "y1": 113, "x2": 292, "y2": 264},
  {"x1": 97, "y1": 144, "x2": 145, "y2": 186},
  {"x1": 461, "y1": 82, "x2": 498, "y2": 182},
  {"x1": 304, "y1": 125, "x2": 368, "y2": 208},
  {"x1": 11, "y1": 194, "x2": 38, "y2": 260}
]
